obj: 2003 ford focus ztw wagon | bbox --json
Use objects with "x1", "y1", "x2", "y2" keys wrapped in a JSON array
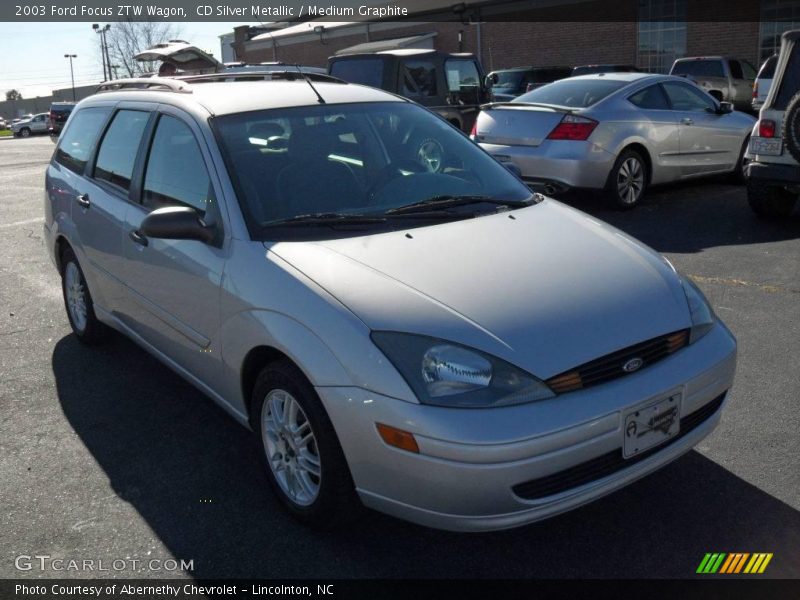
[{"x1": 44, "y1": 75, "x2": 736, "y2": 532}]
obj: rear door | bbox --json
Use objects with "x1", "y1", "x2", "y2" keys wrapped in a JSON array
[
  {"x1": 662, "y1": 81, "x2": 740, "y2": 175},
  {"x1": 121, "y1": 107, "x2": 227, "y2": 385}
]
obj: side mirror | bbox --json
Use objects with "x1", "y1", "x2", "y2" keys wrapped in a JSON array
[
  {"x1": 140, "y1": 206, "x2": 215, "y2": 244},
  {"x1": 485, "y1": 73, "x2": 499, "y2": 88},
  {"x1": 718, "y1": 101, "x2": 734, "y2": 114}
]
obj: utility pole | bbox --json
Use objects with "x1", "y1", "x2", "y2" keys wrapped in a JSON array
[
  {"x1": 93, "y1": 23, "x2": 112, "y2": 81},
  {"x1": 64, "y1": 54, "x2": 77, "y2": 101}
]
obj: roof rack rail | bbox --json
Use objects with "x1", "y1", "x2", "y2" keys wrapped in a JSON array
[
  {"x1": 176, "y1": 71, "x2": 346, "y2": 84},
  {"x1": 96, "y1": 77, "x2": 193, "y2": 94}
]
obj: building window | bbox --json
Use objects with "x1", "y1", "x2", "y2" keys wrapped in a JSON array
[
  {"x1": 759, "y1": 0, "x2": 800, "y2": 64},
  {"x1": 638, "y1": 0, "x2": 687, "y2": 73}
]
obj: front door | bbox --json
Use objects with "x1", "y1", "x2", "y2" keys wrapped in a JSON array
[{"x1": 121, "y1": 109, "x2": 227, "y2": 386}]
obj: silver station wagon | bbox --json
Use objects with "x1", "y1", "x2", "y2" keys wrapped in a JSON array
[{"x1": 44, "y1": 73, "x2": 737, "y2": 532}]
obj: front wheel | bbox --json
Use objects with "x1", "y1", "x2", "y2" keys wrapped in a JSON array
[
  {"x1": 254, "y1": 360, "x2": 359, "y2": 528},
  {"x1": 19, "y1": 128, "x2": 31, "y2": 138},
  {"x1": 605, "y1": 149, "x2": 647, "y2": 210}
]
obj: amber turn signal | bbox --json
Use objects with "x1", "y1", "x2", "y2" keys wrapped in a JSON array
[{"x1": 376, "y1": 423, "x2": 420, "y2": 453}]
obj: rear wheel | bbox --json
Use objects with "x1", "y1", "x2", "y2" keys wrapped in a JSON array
[
  {"x1": 747, "y1": 178, "x2": 797, "y2": 218},
  {"x1": 254, "y1": 359, "x2": 359, "y2": 528},
  {"x1": 605, "y1": 149, "x2": 647, "y2": 210},
  {"x1": 730, "y1": 135, "x2": 750, "y2": 184},
  {"x1": 19, "y1": 128, "x2": 30, "y2": 138},
  {"x1": 60, "y1": 248, "x2": 108, "y2": 344}
]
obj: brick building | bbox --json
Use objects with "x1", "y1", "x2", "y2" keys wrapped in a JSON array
[{"x1": 230, "y1": 0, "x2": 799, "y2": 74}]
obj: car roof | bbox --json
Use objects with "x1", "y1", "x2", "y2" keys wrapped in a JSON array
[
  {"x1": 567, "y1": 72, "x2": 655, "y2": 83},
  {"x1": 81, "y1": 80, "x2": 406, "y2": 116}
]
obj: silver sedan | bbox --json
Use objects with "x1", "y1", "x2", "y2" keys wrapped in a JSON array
[{"x1": 473, "y1": 73, "x2": 756, "y2": 208}]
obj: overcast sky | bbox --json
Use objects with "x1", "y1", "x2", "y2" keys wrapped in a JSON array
[{"x1": 0, "y1": 21, "x2": 247, "y2": 98}]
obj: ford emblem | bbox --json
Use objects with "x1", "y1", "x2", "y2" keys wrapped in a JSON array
[{"x1": 623, "y1": 357, "x2": 644, "y2": 373}]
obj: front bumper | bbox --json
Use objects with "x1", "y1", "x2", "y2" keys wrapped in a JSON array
[
  {"x1": 318, "y1": 322, "x2": 736, "y2": 532},
  {"x1": 480, "y1": 139, "x2": 615, "y2": 191}
]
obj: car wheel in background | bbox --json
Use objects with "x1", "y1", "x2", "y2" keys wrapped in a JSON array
[
  {"x1": 60, "y1": 248, "x2": 108, "y2": 344},
  {"x1": 782, "y1": 92, "x2": 800, "y2": 164},
  {"x1": 605, "y1": 149, "x2": 647, "y2": 210},
  {"x1": 19, "y1": 128, "x2": 31, "y2": 138},
  {"x1": 747, "y1": 178, "x2": 797, "y2": 218},
  {"x1": 254, "y1": 359, "x2": 359, "y2": 528},
  {"x1": 730, "y1": 135, "x2": 750, "y2": 184}
]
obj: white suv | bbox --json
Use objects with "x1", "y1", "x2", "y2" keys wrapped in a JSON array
[{"x1": 745, "y1": 30, "x2": 800, "y2": 217}]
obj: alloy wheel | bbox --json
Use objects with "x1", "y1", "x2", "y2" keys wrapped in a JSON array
[
  {"x1": 64, "y1": 262, "x2": 88, "y2": 332},
  {"x1": 261, "y1": 389, "x2": 321, "y2": 506},
  {"x1": 616, "y1": 157, "x2": 644, "y2": 205}
]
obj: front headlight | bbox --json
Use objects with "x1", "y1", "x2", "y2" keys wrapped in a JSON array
[
  {"x1": 680, "y1": 277, "x2": 715, "y2": 344},
  {"x1": 371, "y1": 332, "x2": 555, "y2": 408}
]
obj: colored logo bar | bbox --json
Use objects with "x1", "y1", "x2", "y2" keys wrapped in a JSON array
[{"x1": 696, "y1": 552, "x2": 773, "y2": 574}]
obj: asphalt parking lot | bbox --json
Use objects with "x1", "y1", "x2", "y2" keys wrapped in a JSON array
[{"x1": 1, "y1": 135, "x2": 798, "y2": 579}]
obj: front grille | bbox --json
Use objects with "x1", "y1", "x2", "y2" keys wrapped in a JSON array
[
  {"x1": 546, "y1": 330, "x2": 689, "y2": 394},
  {"x1": 512, "y1": 392, "x2": 726, "y2": 501}
]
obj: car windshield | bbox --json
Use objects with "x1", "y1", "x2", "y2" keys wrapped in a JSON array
[
  {"x1": 514, "y1": 78, "x2": 628, "y2": 107},
  {"x1": 213, "y1": 102, "x2": 533, "y2": 240}
]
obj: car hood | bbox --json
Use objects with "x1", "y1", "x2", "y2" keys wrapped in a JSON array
[{"x1": 267, "y1": 199, "x2": 691, "y2": 379}]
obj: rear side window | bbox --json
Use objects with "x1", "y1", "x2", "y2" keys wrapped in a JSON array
[
  {"x1": 54, "y1": 107, "x2": 111, "y2": 174},
  {"x1": 774, "y1": 45, "x2": 800, "y2": 110},
  {"x1": 401, "y1": 60, "x2": 438, "y2": 97},
  {"x1": 142, "y1": 115, "x2": 211, "y2": 214},
  {"x1": 671, "y1": 60, "x2": 725, "y2": 78},
  {"x1": 94, "y1": 110, "x2": 150, "y2": 191},
  {"x1": 628, "y1": 84, "x2": 670, "y2": 110},
  {"x1": 329, "y1": 58, "x2": 384, "y2": 88},
  {"x1": 515, "y1": 79, "x2": 628, "y2": 107},
  {"x1": 759, "y1": 55, "x2": 778, "y2": 79}
]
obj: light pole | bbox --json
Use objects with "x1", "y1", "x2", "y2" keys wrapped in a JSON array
[
  {"x1": 64, "y1": 54, "x2": 77, "y2": 101},
  {"x1": 93, "y1": 23, "x2": 112, "y2": 81}
]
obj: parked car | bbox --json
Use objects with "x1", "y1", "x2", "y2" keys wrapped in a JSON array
[
  {"x1": 487, "y1": 66, "x2": 572, "y2": 101},
  {"x1": 48, "y1": 102, "x2": 76, "y2": 135},
  {"x1": 45, "y1": 75, "x2": 736, "y2": 532},
  {"x1": 328, "y1": 49, "x2": 490, "y2": 133},
  {"x1": 0, "y1": 117, "x2": 7, "y2": 129},
  {"x1": 472, "y1": 73, "x2": 755, "y2": 208},
  {"x1": 11, "y1": 113, "x2": 49, "y2": 137},
  {"x1": 752, "y1": 54, "x2": 778, "y2": 111},
  {"x1": 571, "y1": 64, "x2": 640, "y2": 76},
  {"x1": 670, "y1": 56, "x2": 757, "y2": 113},
  {"x1": 745, "y1": 30, "x2": 800, "y2": 217}
]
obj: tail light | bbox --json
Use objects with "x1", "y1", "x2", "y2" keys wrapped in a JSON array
[
  {"x1": 547, "y1": 114, "x2": 598, "y2": 141},
  {"x1": 752, "y1": 81, "x2": 758, "y2": 99},
  {"x1": 759, "y1": 119, "x2": 776, "y2": 138},
  {"x1": 469, "y1": 120, "x2": 477, "y2": 139}
]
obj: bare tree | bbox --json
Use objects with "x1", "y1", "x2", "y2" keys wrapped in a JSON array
[{"x1": 104, "y1": 20, "x2": 183, "y2": 78}]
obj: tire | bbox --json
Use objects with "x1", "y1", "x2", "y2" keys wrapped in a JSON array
[
  {"x1": 605, "y1": 149, "x2": 648, "y2": 210},
  {"x1": 60, "y1": 247, "x2": 108, "y2": 344},
  {"x1": 253, "y1": 359, "x2": 359, "y2": 528},
  {"x1": 19, "y1": 127, "x2": 30, "y2": 138},
  {"x1": 730, "y1": 135, "x2": 750, "y2": 185},
  {"x1": 783, "y1": 91, "x2": 800, "y2": 164},
  {"x1": 746, "y1": 178, "x2": 797, "y2": 218}
]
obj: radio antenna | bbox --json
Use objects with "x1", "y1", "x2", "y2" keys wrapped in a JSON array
[{"x1": 295, "y1": 64, "x2": 326, "y2": 104}]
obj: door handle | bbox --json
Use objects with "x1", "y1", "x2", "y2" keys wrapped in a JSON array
[
  {"x1": 76, "y1": 193, "x2": 91, "y2": 208},
  {"x1": 129, "y1": 229, "x2": 149, "y2": 247},
  {"x1": 681, "y1": 117, "x2": 694, "y2": 125}
]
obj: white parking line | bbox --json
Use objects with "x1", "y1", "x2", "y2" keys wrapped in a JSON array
[{"x1": 0, "y1": 217, "x2": 43, "y2": 229}]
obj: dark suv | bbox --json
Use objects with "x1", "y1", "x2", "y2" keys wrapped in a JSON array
[
  {"x1": 487, "y1": 66, "x2": 572, "y2": 102},
  {"x1": 48, "y1": 102, "x2": 76, "y2": 135},
  {"x1": 328, "y1": 49, "x2": 490, "y2": 133}
]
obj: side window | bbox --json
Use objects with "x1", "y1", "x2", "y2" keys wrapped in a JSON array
[
  {"x1": 445, "y1": 59, "x2": 481, "y2": 92},
  {"x1": 729, "y1": 60, "x2": 744, "y2": 80},
  {"x1": 142, "y1": 115, "x2": 211, "y2": 214},
  {"x1": 662, "y1": 82, "x2": 716, "y2": 112},
  {"x1": 54, "y1": 107, "x2": 111, "y2": 174},
  {"x1": 628, "y1": 85, "x2": 670, "y2": 110},
  {"x1": 93, "y1": 110, "x2": 150, "y2": 191},
  {"x1": 401, "y1": 60, "x2": 438, "y2": 97}
]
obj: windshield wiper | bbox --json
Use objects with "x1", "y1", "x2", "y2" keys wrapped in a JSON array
[
  {"x1": 385, "y1": 195, "x2": 533, "y2": 215},
  {"x1": 261, "y1": 213, "x2": 387, "y2": 227}
]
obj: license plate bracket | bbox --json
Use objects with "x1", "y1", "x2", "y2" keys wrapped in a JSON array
[
  {"x1": 749, "y1": 137, "x2": 783, "y2": 156},
  {"x1": 623, "y1": 393, "x2": 681, "y2": 458}
]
